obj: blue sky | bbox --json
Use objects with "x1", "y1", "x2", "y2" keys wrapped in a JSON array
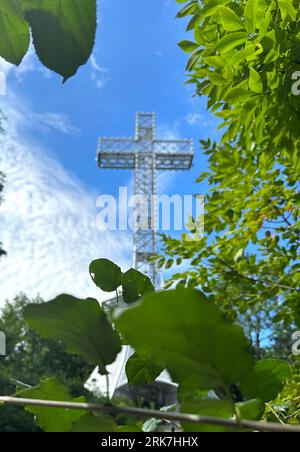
[{"x1": 0, "y1": 0, "x2": 219, "y2": 304}]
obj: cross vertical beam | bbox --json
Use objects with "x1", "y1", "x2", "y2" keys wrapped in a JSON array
[{"x1": 133, "y1": 113, "x2": 157, "y2": 285}]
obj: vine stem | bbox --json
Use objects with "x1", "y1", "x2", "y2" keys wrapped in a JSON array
[{"x1": 1, "y1": 396, "x2": 300, "y2": 433}]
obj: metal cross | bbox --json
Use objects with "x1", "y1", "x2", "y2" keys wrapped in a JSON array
[{"x1": 98, "y1": 112, "x2": 194, "y2": 287}]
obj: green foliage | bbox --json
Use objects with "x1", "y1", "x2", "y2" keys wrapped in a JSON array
[
  {"x1": 122, "y1": 269, "x2": 154, "y2": 305},
  {"x1": 176, "y1": 0, "x2": 300, "y2": 153},
  {"x1": 156, "y1": 0, "x2": 300, "y2": 360},
  {"x1": 240, "y1": 359, "x2": 291, "y2": 402},
  {"x1": 70, "y1": 412, "x2": 116, "y2": 433},
  {"x1": 90, "y1": 259, "x2": 155, "y2": 305},
  {"x1": 1, "y1": 263, "x2": 293, "y2": 431},
  {"x1": 17, "y1": 378, "x2": 86, "y2": 432},
  {"x1": 0, "y1": 0, "x2": 30, "y2": 65},
  {"x1": 90, "y1": 259, "x2": 122, "y2": 292},
  {"x1": 23, "y1": 294, "x2": 122, "y2": 375},
  {"x1": 0, "y1": 295, "x2": 94, "y2": 432},
  {"x1": 116, "y1": 288, "x2": 254, "y2": 392},
  {"x1": 0, "y1": 115, "x2": 6, "y2": 259},
  {"x1": 180, "y1": 399, "x2": 234, "y2": 432},
  {"x1": 125, "y1": 354, "x2": 163, "y2": 385},
  {"x1": 0, "y1": 170, "x2": 5, "y2": 258},
  {"x1": 0, "y1": 0, "x2": 97, "y2": 81}
]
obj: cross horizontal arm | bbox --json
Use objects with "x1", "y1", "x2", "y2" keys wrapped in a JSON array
[
  {"x1": 154, "y1": 139, "x2": 194, "y2": 170},
  {"x1": 98, "y1": 138, "x2": 137, "y2": 169},
  {"x1": 98, "y1": 138, "x2": 194, "y2": 170}
]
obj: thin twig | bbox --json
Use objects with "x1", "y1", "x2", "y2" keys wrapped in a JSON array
[
  {"x1": 1, "y1": 396, "x2": 300, "y2": 433},
  {"x1": 215, "y1": 256, "x2": 300, "y2": 293},
  {"x1": 265, "y1": 403, "x2": 285, "y2": 425}
]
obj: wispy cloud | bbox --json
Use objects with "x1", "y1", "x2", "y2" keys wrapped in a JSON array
[
  {"x1": 0, "y1": 95, "x2": 131, "y2": 306},
  {"x1": 185, "y1": 113, "x2": 202, "y2": 126},
  {"x1": 0, "y1": 45, "x2": 51, "y2": 83},
  {"x1": 33, "y1": 112, "x2": 79, "y2": 135},
  {"x1": 90, "y1": 54, "x2": 109, "y2": 89}
]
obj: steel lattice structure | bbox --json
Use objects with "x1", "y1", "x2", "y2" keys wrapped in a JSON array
[{"x1": 98, "y1": 112, "x2": 194, "y2": 286}]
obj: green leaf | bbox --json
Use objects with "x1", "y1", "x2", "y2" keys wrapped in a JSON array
[
  {"x1": 198, "y1": 0, "x2": 231, "y2": 20},
  {"x1": 278, "y1": 0, "x2": 297, "y2": 21},
  {"x1": 181, "y1": 399, "x2": 234, "y2": 432},
  {"x1": 235, "y1": 399, "x2": 265, "y2": 421},
  {"x1": 21, "y1": 0, "x2": 97, "y2": 81},
  {"x1": 240, "y1": 359, "x2": 290, "y2": 403},
  {"x1": 0, "y1": 0, "x2": 30, "y2": 65},
  {"x1": 249, "y1": 67, "x2": 263, "y2": 93},
  {"x1": 89, "y1": 259, "x2": 122, "y2": 292},
  {"x1": 216, "y1": 32, "x2": 248, "y2": 54},
  {"x1": 126, "y1": 353, "x2": 163, "y2": 385},
  {"x1": 24, "y1": 294, "x2": 122, "y2": 374},
  {"x1": 244, "y1": 0, "x2": 259, "y2": 34},
  {"x1": 17, "y1": 379, "x2": 85, "y2": 432},
  {"x1": 115, "y1": 289, "x2": 254, "y2": 391},
  {"x1": 216, "y1": 6, "x2": 244, "y2": 32},
  {"x1": 178, "y1": 40, "x2": 199, "y2": 53},
  {"x1": 70, "y1": 413, "x2": 116, "y2": 432},
  {"x1": 122, "y1": 268, "x2": 154, "y2": 305},
  {"x1": 176, "y1": 1, "x2": 198, "y2": 18}
]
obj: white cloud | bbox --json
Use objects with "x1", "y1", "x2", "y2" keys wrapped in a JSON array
[
  {"x1": 185, "y1": 112, "x2": 202, "y2": 126},
  {"x1": 90, "y1": 54, "x2": 109, "y2": 89},
  {"x1": 33, "y1": 112, "x2": 79, "y2": 135},
  {"x1": 0, "y1": 95, "x2": 131, "y2": 306},
  {"x1": 0, "y1": 45, "x2": 51, "y2": 84}
]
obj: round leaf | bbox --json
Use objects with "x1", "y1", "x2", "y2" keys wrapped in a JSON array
[
  {"x1": 89, "y1": 259, "x2": 122, "y2": 292},
  {"x1": 24, "y1": 294, "x2": 122, "y2": 374}
]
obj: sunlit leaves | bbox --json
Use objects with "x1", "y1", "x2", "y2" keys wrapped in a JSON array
[
  {"x1": 249, "y1": 67, "x2": 263, "y2": 93},
  {"x1": 176, "y1": 0, "x2": 300, "y2": 155},
  {"x1": 244, "y1": 0, "x2": 259, "y2": 34},
  {"x1": 278, "y1": 0, "x2": 297, "y2": 21},
  {"x1": 216, "y1": 32, "x2": 248, "y2": 54},
  {"x1": 178, "y1": 40, "x2": 199, "y2": 53},
  {"x1": 215, "y1": 6, "x2": 244, "y2": 32},
  {"x1": 24, "y1": 294, "x2": 122, "y2": 374}
]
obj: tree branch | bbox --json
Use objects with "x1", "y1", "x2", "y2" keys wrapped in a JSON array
[{"x1": 1, "y1": 396, "x2": 300, "y2": 433}]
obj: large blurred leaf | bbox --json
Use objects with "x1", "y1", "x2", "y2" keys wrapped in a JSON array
[
  {"x1": 0, "y1": 0, "x2": 30, "y2": 65},
  {"x1": 24, "y1": 294, "x2": 122, "y2": 374},
  {"x1": 17, "y1": 379, "x2": 85, "y2": 432},
  {"x1": 240, "y1": 359, "x2": 290, "y2": 403},
  {"x1": 90, "y1": 259, "x2": 122, "y2": 292},
  {"x1": 122, "y1": 268, "x2": 154, "y2": 305},
  {"x1": 70, "y1": 413, "x2": 116, "y2": 432},
  {"x1": 21, "y1": 0, "x2": 97, "y2": 81},
  {"x1": 181, "y1": 398, "x2": 234, "y2": 432},
  {"x1": 125, "y1": 353, "x2": 163, "y2": 385},
  {"x1": 116, "y1": 289, "x2": 254, "y2": 391},
  {"x1": 235, "y1": 399, "x2": 265, "y2": 421}
]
